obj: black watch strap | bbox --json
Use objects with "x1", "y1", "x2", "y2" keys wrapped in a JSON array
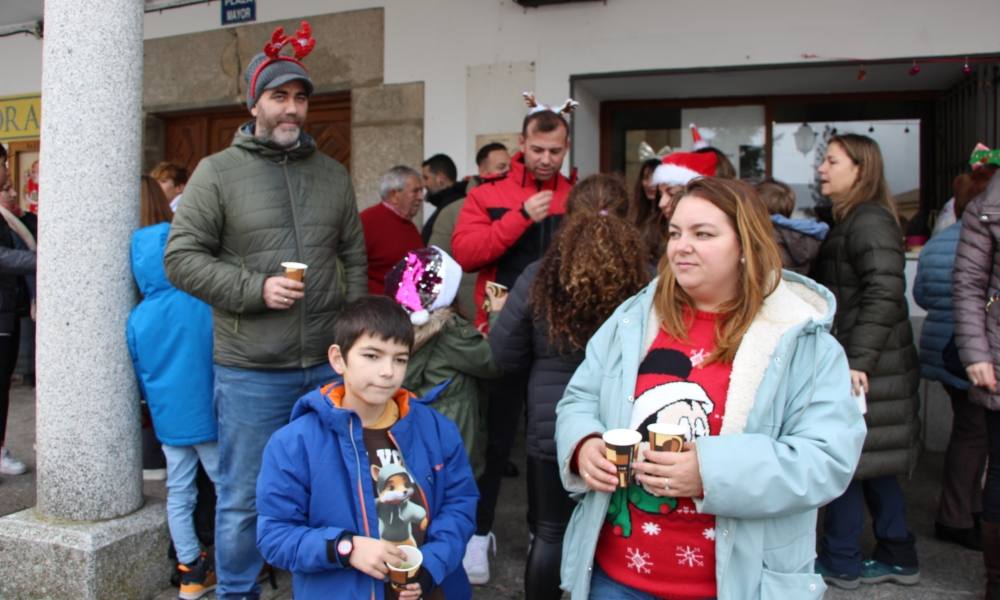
[
  {"x1": 328, "y1": 531, "x2": 355, "y2": 566},
  {"x1": 520, "y1": 204, "x2": 531, "y2": 220}
]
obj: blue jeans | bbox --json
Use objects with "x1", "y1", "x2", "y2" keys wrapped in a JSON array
[
  {"x1": 818, "y1": 475, "x2": 918, "y2": 576},
  {"x1": 213, "y1": 363, "x2": 337, "y2": 600},
  {"x1": 162, "y1": 442, "x2": 220, "y2": 565},
  {"x1": 588, "y1": 565, "x2": 665, "y2": 600}
]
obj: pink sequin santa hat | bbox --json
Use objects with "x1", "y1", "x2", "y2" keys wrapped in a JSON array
[
  {"x1": 384, "y1": 246, "x2": 463, "y2": 326},
  {"x1": 650, "y1": 151, "x2": 718, "y2": 187}
]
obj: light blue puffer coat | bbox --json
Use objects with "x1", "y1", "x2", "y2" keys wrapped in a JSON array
[{"x1": 555, "y1": 271, "x2": 866, "y2": 600}]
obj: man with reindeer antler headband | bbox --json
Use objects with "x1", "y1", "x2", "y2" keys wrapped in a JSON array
[
  {"x1": 164, "y1": 22, "x2": 368, "y2": 599},
  {"x1": 450, "y1": 91, "x2": 578, "y2": 585}
]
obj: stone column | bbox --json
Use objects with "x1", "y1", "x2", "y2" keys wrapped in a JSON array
[
  {"x1": 34, "y1": 0, "x2": 144, "y2": 523},
  {"x1": 0, "y1": 0, "x2": 171, "y2": 597}
]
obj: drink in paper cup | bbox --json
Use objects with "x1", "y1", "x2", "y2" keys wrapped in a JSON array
[
  {"x1": 647, "y1": 422, "x2": 687, "y2": 452},
  {"x1": 602, "y1": 428, "x2": 642, "y2": 488},
  {"x1": 484, "y1": 281, "x2": 508, "y2": 298},
  {"x1": 281, "y1": 261, "x2": 307, "y2": 282},
  {"x1": 387, "y1": 545, "x2": 423, "y2": 591}
]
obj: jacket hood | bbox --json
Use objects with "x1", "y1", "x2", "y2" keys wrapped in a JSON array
[
  {"x1": 771, "y1": 214, "x2": 830, "y2": 239},
  {"x1": 426, "y1": 180, "x2": 468, "y2": 209},
  {"x1": 234, "y1": 121, "x2": 316, "y2": 162},
  {"x1": 131, "y1": 222, "x2": 172, "y2": 297},
  {"x1": 289, "y1": 382, "x2": 413, "y2": 429},
  {"x1": 506, "y1": 151, "x2": 572, "y2": 192}
]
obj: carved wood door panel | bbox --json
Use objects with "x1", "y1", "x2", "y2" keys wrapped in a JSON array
[{"x1": 161, "y1": 92, "x2": 351, "y2": 176}]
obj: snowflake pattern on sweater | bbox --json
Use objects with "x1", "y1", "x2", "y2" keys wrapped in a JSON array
[{"x1": 594, "y1": 310, "x2": 730, "y2": 600}]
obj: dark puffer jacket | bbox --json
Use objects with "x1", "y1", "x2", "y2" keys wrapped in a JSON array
[
  {"x1": 488, "y1": 261, "x2": 583, "y2": 462},
  {"x1": 0, "y1": 217, "x2": 35, "y2": 333},
  {"x1": 953, "y1": 171, "x2": 1000, "y2": 410},
  {"x1": 811, "y1": 201, "x2": 919, "y2": 479},
  {"x1": 165, "y1": 124, "x2": 367, "y2": 370}
]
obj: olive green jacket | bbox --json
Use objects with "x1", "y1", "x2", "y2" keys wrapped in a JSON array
[{"x1": 164, "y1": 125, "x2": 367, "y2": 369}]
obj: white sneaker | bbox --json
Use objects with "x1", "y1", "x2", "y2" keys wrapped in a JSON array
[
  {"x1": 0, "y1": 447, "x2": 27, "y2": 475},
  {"x1": 463, "y1": 532, "x2": 496, "y2": 585}
]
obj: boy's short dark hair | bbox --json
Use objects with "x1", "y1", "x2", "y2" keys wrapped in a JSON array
[
  {"x1": 332, "y1": 296, "x2": 415, "y2": 357},
  {"x1": 521, "y1": 110, "x2": 569, "y2": 137},
  {"x1": 756, "y1": 178, "x2": 796, "y2": 218}
]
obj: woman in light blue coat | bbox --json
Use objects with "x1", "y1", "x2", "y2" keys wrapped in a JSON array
[{"x1": 555, "y1": 178, "x2": 866, "y2": 599}]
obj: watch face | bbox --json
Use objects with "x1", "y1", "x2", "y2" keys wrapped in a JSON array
[{"x1": 337, "y1": 539, "x2": 353, "y2": 556}]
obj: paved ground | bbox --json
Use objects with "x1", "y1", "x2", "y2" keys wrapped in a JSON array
[{"x1": 0, "y1": 383, "x2": 986, "y2": 598}]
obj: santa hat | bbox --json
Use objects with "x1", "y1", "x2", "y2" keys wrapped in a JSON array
[
  {"x1": 384, "y1": 246, "x2": 463, "y2": 325},
  {"x1": 650, "y1": 151, "x2": 718, "y2": 187},
  {"x1": 689, "y1": 123, "x2": 709, "y2": 150}
]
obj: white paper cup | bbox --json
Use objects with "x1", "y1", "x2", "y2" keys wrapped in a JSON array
[
  {"x1": 281, "y1": 261, "x2": 308, "y2": 282},
  {"x1": 387, "y1": 545, "x2": 423, "y2": 590},
  {"x1": 648, "y1": 422, "x2": 688, "y2": 452},
  {"x1": 602, "y1": 428, "x2": 642, "y2": 488}
]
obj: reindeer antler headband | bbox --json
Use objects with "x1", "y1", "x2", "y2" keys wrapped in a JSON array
[
  {"x1": 248, "y1": 21, "x2": 317, "y2": 103},
  {"x1": 522, "y1": 92, "x2": 580, "y2": 117}
]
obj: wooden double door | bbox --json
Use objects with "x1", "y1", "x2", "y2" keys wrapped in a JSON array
[{"x1": 161, "y1": 92, "x2": 351, "y2": 176}]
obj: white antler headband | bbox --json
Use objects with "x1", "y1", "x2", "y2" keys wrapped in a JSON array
[{"x1": 522, "y1": 91, "x2": 579, "y2": 116}]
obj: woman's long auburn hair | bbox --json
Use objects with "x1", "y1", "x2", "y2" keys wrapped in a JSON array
[
  {"x1": 654, "y1": 177, "x2": 782, "y2": 365},
  {"x1": 827, "y1": 134, "x2": 898, "y2": 224},
  {"x1": 140, "y1": 175, "x2": 173, "y2": 227},
  {"x1": 531, "y1": 174, "x2": 650, "y2": 353},
  {"x1": 628, "y1": 158, "x2": 668, "y2": 264}
]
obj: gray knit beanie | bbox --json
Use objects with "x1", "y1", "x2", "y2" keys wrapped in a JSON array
[{"x1": 245, "y1": 52, "x2": 314, "y2": 109}]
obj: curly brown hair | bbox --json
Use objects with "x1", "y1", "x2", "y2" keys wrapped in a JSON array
[{"x1": 530, "y1": 174, "x2": 651, "y2": 353}]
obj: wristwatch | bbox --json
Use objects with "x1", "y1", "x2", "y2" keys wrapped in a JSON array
[
  {"x1": 330, "y1": 532, "x2": 354, "y2": 566},
  {"x1": 337, "y1": 533, "x2": 354, "y2": 560}
]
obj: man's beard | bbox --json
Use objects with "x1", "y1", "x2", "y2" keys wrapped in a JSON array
[{"x1": 256, "y1": 118, "x2": 301, "y2": 147}]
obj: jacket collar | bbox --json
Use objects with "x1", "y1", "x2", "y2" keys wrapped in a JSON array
[
  {"x1": 632, "y1": 270, "x2": 835, "y2": 435},
  {"x1": 507, "y1": 151, "x2": 571, "y2": 192},
  {"x1": 234, "y1": 120, "x2": 316, "y2": 162}
]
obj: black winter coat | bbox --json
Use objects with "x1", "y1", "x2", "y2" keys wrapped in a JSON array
[
  {"x1": 811, "y1": 201, "x2": 919, "y2": 479},
  {"x1": 488, "y1": 261, "x2": 583, "y2": 462},
  {"x1": 0, "y1": 217, "x2": 35, "y2": 333}
]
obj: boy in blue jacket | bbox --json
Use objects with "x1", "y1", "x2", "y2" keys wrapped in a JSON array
[{"x1": 256, "y1": 296, "x2": 478, "y2": 599}]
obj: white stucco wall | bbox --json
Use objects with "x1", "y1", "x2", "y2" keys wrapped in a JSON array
[{"x1": 2, "y1": 0, "x2": 998, "y2": 176}]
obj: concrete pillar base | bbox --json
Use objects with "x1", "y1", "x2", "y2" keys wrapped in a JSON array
[{"x1": 0, "y1": 497, "x2": 171, "y2": 600}]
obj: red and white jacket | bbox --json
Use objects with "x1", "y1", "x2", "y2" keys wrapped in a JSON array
[{"x1": 451, "y1": 152, "x2": 574, "y2": 329}]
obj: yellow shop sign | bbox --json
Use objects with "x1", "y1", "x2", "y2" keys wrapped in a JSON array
[{"x1": 0, "y1": 95, "x2": 41, "y2": 142}]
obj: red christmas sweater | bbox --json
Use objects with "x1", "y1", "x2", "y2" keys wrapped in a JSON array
[
  {"x1": 360, "y1": 202, "x2": 423, "y2": 295},
  {"x1": 594, "y1": 310, "x2": 730, "y2": 599}
]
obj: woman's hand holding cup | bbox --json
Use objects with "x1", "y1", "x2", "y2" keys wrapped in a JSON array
[
  {"x1": 634, "y1": 441, "x2": 704, "y2": 498},
  {"x1": 576, "y1": 437, "x2": 619, "y2": 493}
]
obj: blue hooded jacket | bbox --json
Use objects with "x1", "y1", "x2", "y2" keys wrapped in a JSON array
[
  {"x1": 256, "y1": 384, "x2": 478, "y2": 600},
  {"x1": 126, "y1": 222, "x2": 216, "y2": 445}
]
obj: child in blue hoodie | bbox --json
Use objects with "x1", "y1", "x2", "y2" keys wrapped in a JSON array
[
  {"x1": 757, "y1": 178, "x2": 830, "y2": 275},
  {"x1": 256, "y1": 296, "x2": 478, "y2": 600},
  {"x1": 126, "y1": 183, "x2": 217, "y2": 600}
]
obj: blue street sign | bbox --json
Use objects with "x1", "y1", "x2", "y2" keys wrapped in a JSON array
[{"x1": 222, "y1": 0, "x2": 256, "y2": 26}]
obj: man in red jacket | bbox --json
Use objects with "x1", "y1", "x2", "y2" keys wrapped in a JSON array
[
  {"x1": 452, "y1": 110, "x2": 574, "y2": 331},
  {"x1": 451, "y1": 103, "x2": 575, "y2": 585},
  {"x1": 360, "y1": 165, "x2": 425, "y2": 294}
]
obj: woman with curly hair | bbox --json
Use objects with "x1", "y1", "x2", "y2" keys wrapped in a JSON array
[
  {"x1": 628, "y1": 158, "x2": 668, "y2": 266},
  {"x1": 488, "y1": 174, "x2": 651, "y2": 600}
]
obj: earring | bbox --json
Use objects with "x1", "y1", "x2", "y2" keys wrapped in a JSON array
[{"x1": 740, "y1": 256, "x2": 746, "y2": 264}]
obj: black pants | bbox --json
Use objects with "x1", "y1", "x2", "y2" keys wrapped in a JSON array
[
  {"x1": 525, "y1": 456, "x2": 576, "y2": 600},
  {"x1": 984, "y1": 409, "x2": 1000, "y2": 524},
  {"x1": 476, "y1": 371, "x2": 527, "y2": 534},
  {"x1": 0, "y1": 322, "x2": 20, "y2": 447},
  {"x1": 937, "y1": 384, "x2": 987, "y2": 528}
]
